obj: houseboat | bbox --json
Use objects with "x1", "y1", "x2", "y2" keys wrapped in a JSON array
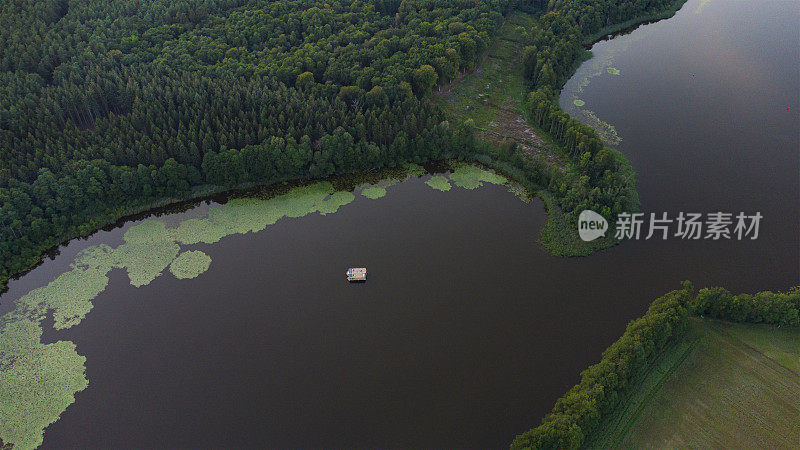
[{"x1": 346, "y1": 268, "x2": 367, "y2": 282}]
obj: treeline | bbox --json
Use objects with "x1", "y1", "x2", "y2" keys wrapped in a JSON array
[
  {"x1": 510, "y1": 283, "x2": 800, "y2": 448},
  {"x1": 0, "y1": 0, "x2": 514, "y2": 290},
  {"x1": 526, "y1": 89, "x2": 637, "y2": 222},
  {"x1": 512, "y1": 0, "x2": 687, "y2": 224},
  {"x1": 201, "y1": 117, "x2": 476, "y2": 187},
  {"x1": 511, "y1": 282, "x2": 694, "y2": 448},
  {"x1": 2, "y1": 159, "x2": 199, "y2": 266},
  {"x1": 1, "y1": 119, "x2": 477, "y2": 284},
  {"x1": 0, "y1": 0, "x2": 687, "y2": 289},
  {"x1": 690, "y1": 287, "x2": 800, "y2": 326}
]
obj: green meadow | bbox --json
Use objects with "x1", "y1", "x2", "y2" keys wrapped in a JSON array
[{"x1": 587, "y1": 318, "x2": 800, "y2": 448}]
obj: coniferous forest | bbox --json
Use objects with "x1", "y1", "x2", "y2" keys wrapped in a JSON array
[{"x1": 0, "y1": 0, "x2": 684, "y2": 290}]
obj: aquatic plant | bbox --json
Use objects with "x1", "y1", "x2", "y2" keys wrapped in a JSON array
[
  {"x1": 361, "y1": 186, "x2": 388, "y2": 199},
  {"x1": 355, "y1": 163, "x2": 423, "y2": 199},
  {"x1": 506, "y1": 183, "x2": 533, "y2": 202},
  {"x1": 448, "y1": 164, "x2": 508, "y2": 189},
  {"x1": 606, "y1": 67, "x2": 621, "y2": 75},
  {"x1": 318, "y1": 191, "x2": 356, "y2": 215},
  {"x1": 0, "y1": 164, "x2": 529, "y2": 448},
  {"x1": 0, "y1": 181, "x2": 363, "y2": 448},
  {"x1": 116, "y1": 220, "x2": 181, "y2": 287},
  {"x1": 425, "y1": 176, "x2": 452, "y2": 191},
  {"x1": 15, "y1": 268, "x2": 110, "y2": 330},
  {"x1": 573, "y1": 52, "x2": 616, "y2": 94},
  {"x1": 168, "y1": 217, "x2": 224, "y2": 246},
  {"x1": 580, "y1": 109, "x2": 622, "y2": 146},
  {"x1": 169, "y1": 251, "x2": 212, "y2": 279},
  {"x1": 0, "y1": 318, "x2": 88, "y2": 450},
  {"x1": 168, "y1": 182, "x2": 356, "y2": 245},
  {"x1": 573, "y1": 99, "x2": 586, "y2": 107}
]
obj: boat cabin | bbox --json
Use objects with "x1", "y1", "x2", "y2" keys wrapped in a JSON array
[{"x1": 346, "y1": 267, "x2": 367, "y2": 282}]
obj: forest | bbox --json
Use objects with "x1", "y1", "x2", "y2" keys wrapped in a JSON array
[{"x1": 0, "y1": 0, "x2": 683, "y2": 291}]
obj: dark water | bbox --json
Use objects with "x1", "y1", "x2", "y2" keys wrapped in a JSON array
[
  {"x1": 560, "y1": 0, "x2": 799, "y2": 291},
  {"x1": 1, "y1": 0, "x2": 798, "y2": 447}
]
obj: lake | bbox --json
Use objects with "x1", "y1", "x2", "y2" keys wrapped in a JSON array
[{"x1": 1, "y1": 0, "x2": 798, "y2": 447}]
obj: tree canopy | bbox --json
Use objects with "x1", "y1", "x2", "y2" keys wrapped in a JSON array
[
  {"x1": 0, "y1": 0, "x2": 511, "y2": 288},
  {"x1": 0, "y1": 0, "x2": 684, "y2": 289}
]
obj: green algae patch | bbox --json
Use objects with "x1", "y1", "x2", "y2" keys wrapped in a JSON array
[
  {"x1": 116, "y1": 220, "x2": 180, "y2": 287},
  {"x1": 573, "y1": 99, "x2": 585, "y2": 107},
  {"x1": 506, "y1": 183, "x2": 533, "y2": 202},
  {"x1": 14, "y1": 245, "x2": 119, "y2": 330},
  {"x1": 169, "y1": 182, "x2": 356, "y2": 245},
  {"x1": 361, "y1": 186, "x2": 387, "y2": 199},
  {"x1": 607, "y1": 67, "x2": 621, "y2": 75},
  {"x1": 16, "y1": 267, "x2": 110, "y2": 330},
  {"x1": 281, "y1": 183, "x2": 338, "y2": 218},
  {"x1": 168, "y1": 217, "x2": 223, "y2": 246},
  {"x1": 318, "y1": 191, "x2": 356, "y2": 215},
  {"x1": 0, "y1": 318, "x2": 88, "y2": 450},
  {"x1": 71, "y1": 244, "x2": 117, "y2": 272},
  {"x1": 426, "y1": 175, "x2": 452, "y2": 191},
  {"x1": 170, "y1": 251, "x2": 212, "y2": 280},
  {"x1": 448, "y1": 164, "x2": 508, "y2": 189},
  {"x1": 0, "y1": 163, "x2": 539, "y2": 448},
  {"x1": 581, "y1": 109, "x2": 622, "y2": 146},
  {"x1": 0, "y1": 181, "x2": 364, "y2": 450}
]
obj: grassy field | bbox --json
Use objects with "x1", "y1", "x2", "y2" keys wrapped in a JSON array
[{"x1": 587, "y1": 318, "x2": 800, "y2": 448}]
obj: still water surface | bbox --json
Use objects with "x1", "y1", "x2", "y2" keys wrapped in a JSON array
[{"x1": 1, "y1": 0, "x2": 797, "y2": 446}]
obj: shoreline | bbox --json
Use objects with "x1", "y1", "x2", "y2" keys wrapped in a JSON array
[
  {"x1": 0, "y1": 0, "x2": 688, "y2": 296},
  {"x1": 581, "y1": 0, "x2": 690, "y2": 46},
  {"x1": 0, "y1": 159, "x2": 511, "y2": 299}
]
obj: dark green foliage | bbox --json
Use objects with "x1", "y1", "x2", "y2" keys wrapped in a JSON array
[
  {"x1": 690, "y1": 287, "x2": 800, "y2": 326},
  {"x1": 0, "y1": 0, "x2": 514, "y2": 289},
  {"x1": 522, "y1": 46, "x2": 538, "y2": 81},
  {"x1": 512, "y1": 0, "x2": 687, "y2": 225},
  {"x1": 337, "y1": 85, "x2": 366, "y2": 109},
  {"x1": 365, "y1": 86, "x2": 388, "y2": 108},
  {"x1": 0, "y1": 0, "x2": 683, "y2": 286},
  {"x1": 296, "y1": 71, "x2": 315, "y2": 89},
  {"x1": 411, "y1": 65, "x2": 438, "y2": 97},
  {"x1": 511, "y1": 282, "x2": 694, "y2": 449}
]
